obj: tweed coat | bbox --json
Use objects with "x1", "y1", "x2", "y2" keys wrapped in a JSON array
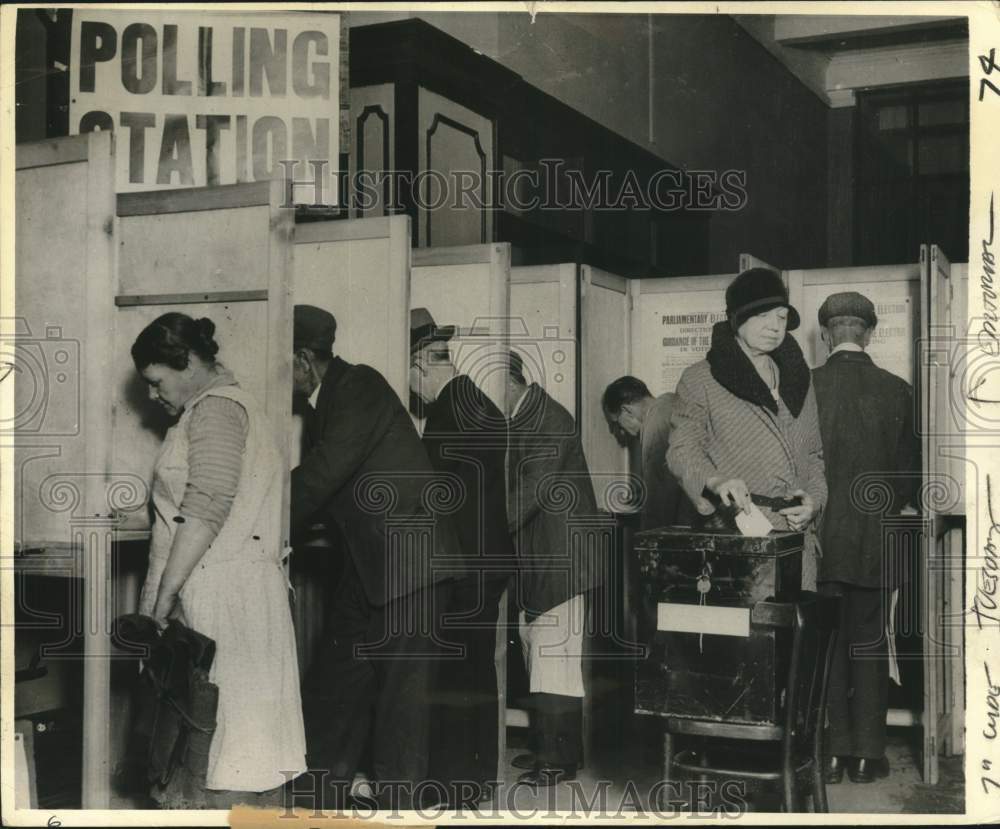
[
  {"x1": 667, "y1": 322, "x2": 828, "y2": 589},
  {"x1": 507, "y1": 382, "x2": 606, "y2": 617}
]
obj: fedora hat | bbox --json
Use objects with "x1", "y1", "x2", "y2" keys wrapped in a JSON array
[{"x1": 410, "y1": 307, "x2": 455, "y2": 354}]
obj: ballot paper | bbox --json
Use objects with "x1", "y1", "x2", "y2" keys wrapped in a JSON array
[{"x1": 735, "y1": 503, "x2": 775, "y2": 536}]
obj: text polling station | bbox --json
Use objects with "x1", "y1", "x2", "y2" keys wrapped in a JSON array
[{"x1": 69, "y1": 10, "x2": 340, "y2": 193}]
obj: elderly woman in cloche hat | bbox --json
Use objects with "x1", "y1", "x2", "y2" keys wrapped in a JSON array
[{"x1": 666, "y1": 268, "x2": 828, "y2": 589}]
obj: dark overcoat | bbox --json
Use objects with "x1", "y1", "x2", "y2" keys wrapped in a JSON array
[
  {"x1": 812, "y1": 350, "x2": 919, "y2": 588},
  {"x1": 291, "y1": 357, "x2": 463, "y2": 605},
  {"x1": 421, "y1": 374, "x2": 516, "y2": 572},
  {"x1": 507, "y1": 383, "x2": 606, "y2": 617}
]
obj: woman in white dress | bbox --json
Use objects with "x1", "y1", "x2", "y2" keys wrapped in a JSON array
[{"x1": 131, "y1": 312, "x2": 306, "y2": 807}]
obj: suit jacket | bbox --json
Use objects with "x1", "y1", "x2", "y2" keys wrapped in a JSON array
[
  {"x1": 812, "y1": 350, "x2": 919, "y2": 587},
  {"x1": 507, "y1": 383, "x2": 605, "y2": 617},
  {"x1": 291, "y1": 357, "x2": 463, "y2": 605},
  {"x1": 639, "y1": 392, "x2": 693, "y2": 531},
  {"x1": 421, "y1": 374, "x2": 516, "y2": 576}
]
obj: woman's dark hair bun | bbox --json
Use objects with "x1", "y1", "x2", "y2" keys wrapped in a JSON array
[
  {"x1": 131, "y1": 312, "x2": 221, "y2": 371},
  {"x1": 195, "y1": 318, "x2": 220, "y2": 357}
]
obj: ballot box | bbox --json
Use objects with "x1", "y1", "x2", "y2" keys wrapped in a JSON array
[{"x1": 633, "y1": 529, "x2": 803, "y2": 726}]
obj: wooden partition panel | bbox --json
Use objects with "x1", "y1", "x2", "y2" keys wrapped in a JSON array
[
  {"x1": 113, "y1": 181, "x2": 294, "y2": 538},
  {"x1": 580, "y1": 266, "x2": 631, "y2": 512},
  {"x1": 509, "y1": 264, "x2": 577, "y2": 416},
  {"x1": 12, "y1": 133, "x2": 116, "y2": 548},
  {"x1": 787, "y1": 264, "x2": 921, "y2": 379},
  {"x1": 294, "y1": 215, "x2": 411, "y2": 404},
  {"x1": 411, "y1": 243, "x2": 511, "y2": 413}
]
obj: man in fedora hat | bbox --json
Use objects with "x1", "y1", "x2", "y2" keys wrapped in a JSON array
[
  {"x1": 289, "y1": 304, "x2": 463, "y2": 810},
  {"x1": 408, "y1": 308, "x2": 515, "y2": 806},
  {"x1": 503, "y1": 349, "x2": 606, "y2": 786},
  {"x1": 812, "y1": 291, "x2": 920, "y2": 785}
]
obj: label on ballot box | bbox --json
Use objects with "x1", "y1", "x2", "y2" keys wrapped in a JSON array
[{"x1": 657, "y1": 602, "x2": 751, "y2": 637}]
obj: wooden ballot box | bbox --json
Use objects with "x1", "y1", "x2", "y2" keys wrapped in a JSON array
[{"x1": 633, "y1": 529, "x2": 803, "y2": 726}]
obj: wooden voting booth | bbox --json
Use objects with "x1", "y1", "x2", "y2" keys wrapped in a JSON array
[{"x1": 12, "y1": 134, "x2": 295, "y2": 809}]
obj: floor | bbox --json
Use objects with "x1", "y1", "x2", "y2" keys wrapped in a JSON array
[
  {"x1": 104, "y1": 726, "x2": 964, "y2": 816},
  {"x1": 464, "y1": 726, "x2": 966, "y2": 818}
]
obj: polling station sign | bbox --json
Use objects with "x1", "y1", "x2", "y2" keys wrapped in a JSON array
[{"x1": 70, "y1": 10, "x2": 339, "y2": 197}]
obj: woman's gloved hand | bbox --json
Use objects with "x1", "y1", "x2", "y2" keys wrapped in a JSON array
[
  {"x1": 778, "y1": 489, "x2": 816, "y2": 532},
  {"x1": 706, "y1": 476, "x2": 752, "y2": 513}
]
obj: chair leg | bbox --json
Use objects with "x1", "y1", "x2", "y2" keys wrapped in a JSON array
[
  {"x1": 812, "y1": 762, "x2": 829, "y2": 813},
  {"x1": 660, "y1": 731, "x2": 673, "y2": 812},
  {"x1": 782, "y1": 766, "x2": 797, "y2": 813}
]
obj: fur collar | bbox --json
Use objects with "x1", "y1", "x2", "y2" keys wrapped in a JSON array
[{"x1": 706, "y1": 321, "x2": 811, "y2": 417}]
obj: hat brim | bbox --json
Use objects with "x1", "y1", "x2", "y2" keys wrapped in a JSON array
[
  {"x1": 731, "y1": 298, "x2": 800, "y2": 331},
  {"x1": 410, "y1": 324, "x2": 455, "y2": 354}
]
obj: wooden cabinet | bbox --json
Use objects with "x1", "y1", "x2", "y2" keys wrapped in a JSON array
[{"x1": 349, "y1": 19, "x2": 710, "y2": 276}]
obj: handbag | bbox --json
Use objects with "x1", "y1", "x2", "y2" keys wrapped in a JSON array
[{"x1": 113, "y1": 614, "x2": 219, "y2": 793}]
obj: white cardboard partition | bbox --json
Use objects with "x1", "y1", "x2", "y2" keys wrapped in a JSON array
[{"x1": 411, "y1": 244, "x2": 511, "y2": 413}]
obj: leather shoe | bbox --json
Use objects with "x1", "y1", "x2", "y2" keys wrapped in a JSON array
[
  {"x1": 512, "y1": 752, "x2": 536, "y2": 770},
  {"x1": 517, "y1": 765, "x2": 577, "y2": 786},
  {"x1": 849, "y1": 756, "x2": 889, "y2": 783},
  {"x1": 824, "y1": 755, "x2": 846, "y2": 784}
]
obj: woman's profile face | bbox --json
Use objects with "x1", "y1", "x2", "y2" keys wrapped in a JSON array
[
  {"x1": 141, "y1": 362, "x2": 194, "y2": 416},
  {"x1": 737, "y1": 306, "x2": 789, "y2": 355}
]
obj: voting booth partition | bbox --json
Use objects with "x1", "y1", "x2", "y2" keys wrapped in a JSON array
[
  {"x1": 12, "y1": 134, "x2": 296, "y2": 808},
  {"x1": 288, "y1": 214, "x2": 412, "y2": 675}
]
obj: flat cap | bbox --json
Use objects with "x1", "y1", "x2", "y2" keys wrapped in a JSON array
[
  {"x1": 294, "y1": 304, "x2": 337, "y2": 351},
  {"x1": 818, "y1": 291, "x2": 878, "y2": 329}
]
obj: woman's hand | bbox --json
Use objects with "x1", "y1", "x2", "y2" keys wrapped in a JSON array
[
  {"x1": 151, "y1": 588, "x2": 178, "y2": 631},
  {"x1": 706, "y1": 476, "x2": 752, "y2": 513},
  {"x1": 779, "y1": 489, "x2": 816, "y2": 531}
]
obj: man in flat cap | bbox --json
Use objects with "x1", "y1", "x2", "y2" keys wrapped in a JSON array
[
  {"x1": 408, "y1": 308, "x2": 515, "y2": 806},
  {"x1": 289, "y1": 304, "x2": 463, "y2": 810},
  {"x1": 812, "y1": 291, "x2": 920, "y2": 785}
]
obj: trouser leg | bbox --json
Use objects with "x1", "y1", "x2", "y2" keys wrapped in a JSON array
[
  {"x1": 846, "y1": 587, "x2": 890, "y2": 758},
  {"x1": 301, "y1": 559, "x2": 374, "y2": 803},
  {"x1": 534, "y1": 692, "x2": 583, "y2": 768},
  {"x1": 368, "y1": 581, "x2": 449, "y2": 808},
  {"x1": 428, "y1": 574, "x2": 508, "y2": 792},
  {"x1": 820, "y1": 582, "x2": 852, "y2": 757}
]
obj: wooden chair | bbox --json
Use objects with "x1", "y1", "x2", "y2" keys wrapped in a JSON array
[{"x1": 662, "y1": 594, "x2": 839, "y2": 813}]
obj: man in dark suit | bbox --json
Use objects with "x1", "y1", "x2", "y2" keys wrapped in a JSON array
[
  {"x1": 504, "y1": 350, "x2": 606, "y2": 786},
  {"x1": 408, "y1": 308, "x2": 515, "y2": 805},
  {"x1": 812, "y1": 292, "x2": 920, "y2": 785},
  {"x1": 290, "y1": 305, "x2": 462, "y2": 810},
  {"x1": 601, "y1": 375, "x2": 692, "y2": 530}
]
